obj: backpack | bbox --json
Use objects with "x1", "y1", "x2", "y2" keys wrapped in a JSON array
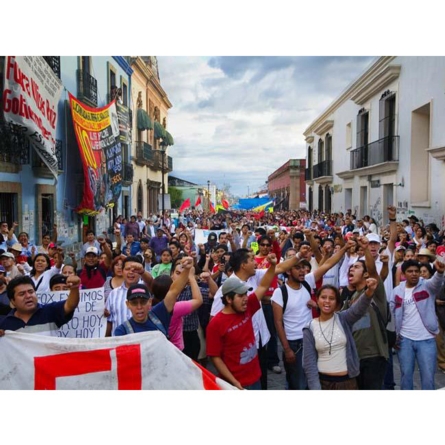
[
  {"x1": 122, "y1": 311, "x2": 169, "y2": 339},
  {"x1": 280, "y1": 281, "x2": 312, "y2": 314},
  {"x1": 370, "y1": 300, "x2": 394, "y2": 347}
]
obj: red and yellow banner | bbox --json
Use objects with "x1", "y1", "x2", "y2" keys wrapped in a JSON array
[{"x1": 69, "y1": 93, "x2": 122, "y2": 215}]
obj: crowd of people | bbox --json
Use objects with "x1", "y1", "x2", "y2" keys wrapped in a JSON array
[{"x1": 1, "y1": 205, "x2": 445, "y2": 390}]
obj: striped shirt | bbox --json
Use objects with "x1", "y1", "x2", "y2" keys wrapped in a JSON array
[
  {"x1": 105, "y1": 283, "x2": 132, "y2": 335},
  {"x1": 177, "y1": 286, "x2": 199, "y2": 332}
]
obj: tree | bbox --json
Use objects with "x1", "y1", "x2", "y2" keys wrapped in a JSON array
[{"x1": 169, "y1": 187, "x2": 183, "y2": 209}]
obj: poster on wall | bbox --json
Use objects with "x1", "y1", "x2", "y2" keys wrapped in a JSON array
[
  {"x1": 2, "y1": 56, "x2": 63, "y2": 179},
  {"x1": 116, "y1": 102, "x2": 131, "y2": 144},
  {"x1": 69, "y1": 93, "x2": 123, "y2": 215}
]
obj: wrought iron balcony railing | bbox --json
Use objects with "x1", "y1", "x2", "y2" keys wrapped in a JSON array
[
  {"x1": 77, "y1": 69, "x2": 98, "y2": 107},
  {"x1": 312, "y1": 160, "x2": 332, "y2": 179},
  {"x1": 0, "y1": 122, "x2": 30, "y2": 165},
  {"x1": 135, "y1": 141, "x2": 155, "y2": 166},
  {"x1": 350, "y1": 135, "x2": 399, "y2": 170},
  {"x1": 305, "y1": 167, "x2": 312, "y2": 181}
]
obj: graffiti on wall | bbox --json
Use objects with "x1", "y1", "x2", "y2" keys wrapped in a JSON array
[{"x1": 370, "y1": 197, "x2": 383, "y2": 227}]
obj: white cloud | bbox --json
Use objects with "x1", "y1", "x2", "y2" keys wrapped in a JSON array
[{"x1": 158, "y1": 56, "x2": 374, "y2": 197}]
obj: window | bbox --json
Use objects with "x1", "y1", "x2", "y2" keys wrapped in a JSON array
[
  {"x1": 379, "y1": 91, "x2": 396, "y2": 162},
  {"x1": 356, "y1": 109, "x2": 369, "y2": 148},
  {"x1": 81, "y1": 56, "x2": 91, "y2": 74},
  {"x1": 325, "y1": 133, "x2": 332, "y2": 161},
  {"x1": 356, "y1": 109, "x2": 369, "y2": 167},
  {"x1": 318, "y1": 186, "x2": 324, "y2": 212},
  {"x1": 379, "y1": 92, "x2": 396, "y2": 139},
  {"x1": 108, "y1": 62, "x2": 117, "y2": 102},
  {"x1": 137, "y1": 181, "x2": 143, "y2": 213},
  {"x1": 317, "y1": 138, "x2": 324, "y2": 164},
  {"x1": 121, "y1": 79, "x2": 128, "y2": 106}
]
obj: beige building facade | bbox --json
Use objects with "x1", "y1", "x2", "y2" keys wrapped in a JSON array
[{"x1": 130, "y1": 56, "x2": 173, "y2": 217}]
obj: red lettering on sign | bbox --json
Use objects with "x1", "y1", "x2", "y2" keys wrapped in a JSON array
[{"x1": 34, "y1": 345, "x2": 142, "y2": 390}]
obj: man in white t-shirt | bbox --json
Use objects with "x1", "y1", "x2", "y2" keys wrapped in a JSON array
[
  {"x1": 272, "y1": 240, "x2": 354, "y2": 390},
  {"x1": 390, "y1": 258, "x2": 445, "y2": 389}
]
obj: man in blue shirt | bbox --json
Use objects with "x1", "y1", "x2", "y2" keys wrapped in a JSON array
[{"x1": 0, "y1": 274, "x2": 80, "y2": 336}]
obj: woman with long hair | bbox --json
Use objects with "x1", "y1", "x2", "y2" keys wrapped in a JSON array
[
  {"x1": 303, "y1": 280, "x2": 378, "y2": 390},
  {"x1": 103, "y1": 255, "x2": 126, "y2": 302},
  {"x1": 30, "y1": 251, "x2": 63, "y2": 292}
]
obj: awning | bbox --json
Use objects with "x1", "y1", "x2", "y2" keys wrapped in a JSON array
[
  {"x1": 154, "y1": 121, "x2": 166, "y2": 139},
  {"x1": 137, "y1": 108, "x2": 153, "y2": 131},
  {"x1": 164, "y1": 131, "x2": 174, "y2": 146}
]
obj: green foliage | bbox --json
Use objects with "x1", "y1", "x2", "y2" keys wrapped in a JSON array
[{"x1": 169, "y1": 187, "x2": 183, "y2": 208}]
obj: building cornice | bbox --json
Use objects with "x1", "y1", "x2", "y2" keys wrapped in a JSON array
[
  {"x1": 351, "y1": 65, "x2": 401, "y2": 105},
  {"x1": 304, "y1": 56, "x2": 397, "y2": 137},
  {"x1": 305, "y1": 136, "x2": 314, "y2": 144},
  {"x1": 427, "y1": 145, "x2": 445, "y2": 161},
  {"x1": 131, "y1": 57, "x2": 172, "y2": 108},
  {"x1": 313, "y1": 120, "x2": 334, "y2": 136}
]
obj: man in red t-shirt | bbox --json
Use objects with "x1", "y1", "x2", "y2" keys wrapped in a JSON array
[{"x1": 206, "y1": 254, "x2": 277, "y2": 390}]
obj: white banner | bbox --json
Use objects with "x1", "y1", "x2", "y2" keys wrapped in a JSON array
[
  {"x1": 36, "y1": 287, "x2": 106, "y2": 338},
  {"x1": 194, "y1": 229, "x2": 223, "y2": 245},
  {"x1": 0, "y1": 331, "x2": 236, "y2": 390},
  {"x1": 3, "y1": 56, "x2": 63, "y2": 179}
]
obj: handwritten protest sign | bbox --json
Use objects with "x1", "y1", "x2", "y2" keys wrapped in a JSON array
[{"x1": 37, "y1": 287, "x2": 106, "y2": 338}]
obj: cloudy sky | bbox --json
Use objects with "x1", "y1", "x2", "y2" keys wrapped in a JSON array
[{"x1": 157, "y1": 56, "x2": 375, "y2": 198}]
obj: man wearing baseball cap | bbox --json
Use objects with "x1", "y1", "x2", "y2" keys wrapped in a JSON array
[
  {"x1": 0, "y1": 251, "x2": 24, "y2": 280},
  {"x1": 114, "y1": 257, "x2": 194, "y2": 336},
  {"x1": 79, "y1": 238, "x2": 112, "y2": 289},
  {"x1": 206, "y1": 254, "x2": 278, "y2": 390}
]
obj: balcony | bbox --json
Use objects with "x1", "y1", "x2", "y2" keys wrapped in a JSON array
[
  {"x1": 32, "y1": 139, "x2": 63, "y2": 177},
  {"x1": 153, "y1": 150, "x2": 173, "y2": 172},
  {"x1": 350, "y1": 136, "x2": 399, "y2": 170},
  {"x1": 0, "y1": 122, "x2": 30, "y2": 171},
  {"x1": 312, "y1": 160, "x2": 333, "y2": 182},
  {"x1": 43, "y1": 56, "x2": 61, "y2": 78},
  {"x1": 77, "y1": 69, "x2": 98, "y2": 107},
  {"x1": 135, "y1": 141, "x2": 155, "y2": 167},
  {"x1": 122, "y1": 162, "x2": 134, "y2": 186}
]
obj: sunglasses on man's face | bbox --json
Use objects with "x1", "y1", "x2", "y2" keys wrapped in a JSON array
[{"x1": 260, "y1": 243, "x2": 271, "y2": 247}]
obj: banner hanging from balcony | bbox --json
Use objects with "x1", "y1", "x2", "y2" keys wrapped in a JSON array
[
  {"x1": 2, "y1": 56, "x2": 63, "y2": 180},
  {"x1": 69, "y1": 93, "x2": 123, "y2": 215}
]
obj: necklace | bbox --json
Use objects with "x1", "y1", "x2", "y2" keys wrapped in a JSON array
[{"x1": 318, "y1": 316, "x2": 335, "y2": 354}]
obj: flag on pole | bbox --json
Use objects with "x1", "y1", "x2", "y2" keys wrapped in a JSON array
[
  {"x1": 194, "y1": 196, "x2": 202, "y2": 207},
  {"x1": 221, "y1": 199, "x2": 229, "y2": 209},
  {"x1": 179, "y1": 198, "x2": 191, "y2": 213},
  {"x1": 209, "y1": 201, "x2": 215, "y2": 213}
]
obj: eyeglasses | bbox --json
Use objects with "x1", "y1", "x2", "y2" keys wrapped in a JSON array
[
  {"x1": 128, "y1": 298, "x2": 150, "y2": 306},
  {"x1": 260, "y1": 244, "x2": 271, "y2": 247}
]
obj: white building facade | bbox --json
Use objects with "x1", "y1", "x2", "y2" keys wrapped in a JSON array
[{"x1": 304, "y1": 56, "x2": 445, "y2": 227}]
